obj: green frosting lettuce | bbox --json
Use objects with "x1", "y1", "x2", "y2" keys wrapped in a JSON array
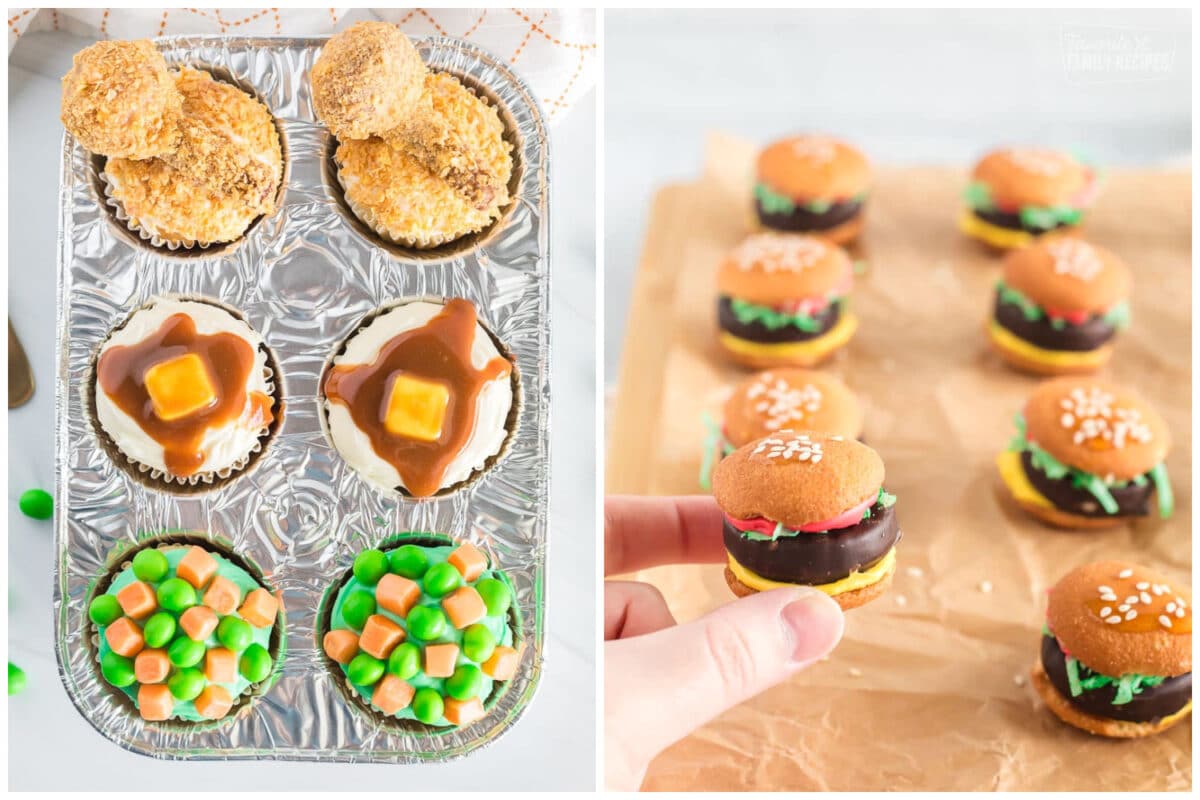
[
  {"x1": 995, "y1": 281, "x2": 1044, "y2": 322},
  {"x1": 1051, "y1": 634, "x2": 1167, "y2": 705},
  {"x1": 729, "y1": 297, "x2": 841, "y2": 333},
  {"x1": 963, "y1": 180, "x2": 1083, "y2": 230},
  {"x1": 963, "y1": 181, "x2": 994, "y2": 211},
  {"x1": 755, "y1": 183, "x2": 867, "y2": 216},
  {"x1": 861, "y1": 487, "x2": 896, "y2": 520},
  {"x1": 699, "y1": 412, "x2": 734, "y2": 492},
  {"x1": 1010, "y1": 414, "x2": 1170, "y2": 517},
  {"x1": 1101, "y1": 301, "x2": 1132, "y2": 330}
]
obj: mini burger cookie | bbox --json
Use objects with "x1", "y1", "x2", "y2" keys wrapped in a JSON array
[
  {"x1": 700, "y1": 368, "x2": 863, "y2": 490},
  {"x1": 997, "y1": 378, "x2": 1173, "y2": 529},
  {"x1": 712, "y1": 431, "x2": 899, "y2": 610},
  {"x1": 960, "y1": 147, "x2": 1099, "y2": 250},
  {"x1": 716, "y1": 233, "x2": 857, "y2": 369},
  {"x1": 753, "y1": 135, "x2": 870, "y2": 244},
  {"x1": 989, "y1": 238, "x2": 1131, "y2": 375},
  {"x1": 1032, "y1": 561, "x2": 1191, "y2": 738}
]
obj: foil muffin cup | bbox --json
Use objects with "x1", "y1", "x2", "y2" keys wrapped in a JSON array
[{"x1": 55, "y1": 34, "x2": 550, "y2": 762}]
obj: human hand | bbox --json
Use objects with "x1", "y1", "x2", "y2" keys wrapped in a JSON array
[{"x1": 604, "y1": 495, "x2": 845, "y2": 792}]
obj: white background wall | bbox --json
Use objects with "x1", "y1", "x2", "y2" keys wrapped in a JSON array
[{"x1": 604, "y1": 9, "x2": 1191, "y2": 378}]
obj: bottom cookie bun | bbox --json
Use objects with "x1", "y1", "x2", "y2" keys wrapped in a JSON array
[
  {"x1": 1030, "y1": 661, "x2": 1192, "y2": 738},
  {"x1": 723, "y1": 557, "x2": 894, "y2": 611},
  {"x1": 987, "y1": 321, "x2": 1111, "y2": 376}
]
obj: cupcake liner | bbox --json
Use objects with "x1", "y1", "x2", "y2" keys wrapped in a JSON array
[
  {"x1": 85, "y1": 296, "x2": 284, "y2": 495},
  {"x1": 316, "y1": 533, "x2": 524, "y2": 735},
  {"x1": 101, "y1": 167, "x2": 210, "y2": 252},
  {"x1": 317, "y1": 296, "x2": 522, "y2": 500},
  {"x1": 85, "y1": 533, "x2": 286, "y2": 733}
]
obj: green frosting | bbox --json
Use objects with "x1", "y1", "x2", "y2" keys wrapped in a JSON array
[
  {"x1": 699, "y1": 412, "x2": 735, "y2": 492},
  {"x1": 754, "y1": 182, "x2": 796, "y2": 215},
  {"x1": 964, "y1": 180, "x2": 1083, "y2": 229},
  {"x1": 740, "y1": 487, "x2": 894, "y2": 540},
  {"x1": 1101, "y1": 301, "x2": 1132, "y2": 330},
  {"x1": 95, "y1": 547, "x2": 274, "y2": 722},
  {"x1": 729, "y1": 297, "x2": 842, "y2": 333},
  {"x1": 330, "y1": 541, "x2": 516, "y2": 728},
  {"x1": 995, "y1": 281, "x2": 1045, "y2": 322},
  {"x1": 1009, "y1": 414, "x2": 1169, "y2": 517},
  {"x1": 1050, "y1": 633, "x2": 1166, "y2": 705}
]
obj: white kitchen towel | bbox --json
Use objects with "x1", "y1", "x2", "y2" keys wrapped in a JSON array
[{"x1": 8, "y1": 7, "x2": 596, "y2": 122}]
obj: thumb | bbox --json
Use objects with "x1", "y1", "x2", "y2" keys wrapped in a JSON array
[{"x1": 606, "y1": 587, "x2": 843, "y2": 767}]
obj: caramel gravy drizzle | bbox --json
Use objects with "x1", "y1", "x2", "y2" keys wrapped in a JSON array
[
  {"x1": 96, "y1": 312, "x2": 273, "y2": 477},
  {"x1": 323, "y1": 299, "x2": 513, "y2": 497}
]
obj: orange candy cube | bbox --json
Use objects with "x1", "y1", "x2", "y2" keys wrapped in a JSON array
[
  {"x1": 442, "y1": 586, "x2": 487, "y2": 630},
  {"x1": 177, "y1": 546, "x2": 218, "y2": 590},
  {"x1": 443, "y1": 696, "x2": 485, "y2": 726},
  {"x1": 194, "y1": 685, "x2": 234, "y2": 720},
  {"x1": 238, "y1": 588, "x2": 279, "y2": 628},
  {"x1": 134, "y1": 649, "x2": 170, "y2": 684},
  {"x1": 202, "y1": 575, "x2": 242, "y2": 616},
  {"x1": 205, "y1": 647, "x2": 238, "y2": 683},
  {"x1": 358, "y1": 614, "x2": 405, "y2": 660},
  {"x1": 448, "y1": 543, "x2": 488, "y2": 582},
  {"x1": 371, "y1": 674, "x2": 415, "y2": 715},
  {"x1": 179, "y1": 606, "x2": 218, "y2": 641},
  {"x1": 376, "y1": 574, "x2": 421, "y2": 618},
  {"x1": 423, "y1": 643, "x2": 459, "y2": 678},
  {"x1": 138, "y1": 684, "x2": 175, "y2": 721},
  {"x1": 116, "y1": 581, "x2": 157, "y2": 620},
  {"x1": 482, "y1": 645, "x2": 519, "y2": 681},
  {"x1": 104, "y1": 616, "x2": 145, "y2": 658},
  {"x1": 323, "y1": 629, "x2": 360, "y2": 664}
]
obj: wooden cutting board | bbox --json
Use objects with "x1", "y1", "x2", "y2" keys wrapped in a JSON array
[{"x1": 606, "y1": 133, "x2": 1192, "y2": 792}]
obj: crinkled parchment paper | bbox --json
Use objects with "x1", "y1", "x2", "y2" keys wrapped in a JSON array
[{"x1": 606, "y1": 132, "x2": 1191, "y2": 791}]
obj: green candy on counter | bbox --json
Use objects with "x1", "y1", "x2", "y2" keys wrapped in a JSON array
[
  {"x1": 132, "y1": 549, "x2": 170, "y2": 583},
  {"x1": 412, "y1": 687, "x2": 444, "y2": 725},
  {"x1": 239, "y1": 644, "x2": 273, "y2": 683},
  {"x1": 8, "y1": 662, "x2": 27, "y2": 695},
  {"x1": 387, "y1": 545, "x2": 429, "y2": 579},
  {"x1": 167, "y1": 636, "x2": 205, "y2": 668},
  {"x1": 18, "y1": 488, "x2": 53, "y2": 520},
  {"x1": 347, "y1": 653, "x2": 385, "y2": 687},
  {"x1": 387, "y1": 642, "x2": 421, "y2": 680},
  {"x1": 341, "y1": 592, "x2": 376, "y2": 631},
  {"x1": 142, "y1": 612, "x2": 177, "y2": 649},
  {"x1": 353, "y1": 550, "x2": 389, "y2": 586},
  {"x1": 406, "y1": 605, "x2": 448, "y2": 642},
  {"x1": 87, "y1": 594, "x2": 123, "y2": 626},
  {"x1": 217, "y1": 616, "x2": 253, "y2": 652},
  {"x1": 101, "y1": 652, "x2": 136, "y2": 688},
  {"x1": 421, "y1": 562, "x2": 461, "y2": 598},
  {"x1": 157, "y1": 578, "x2": 197, "y2": 613}
]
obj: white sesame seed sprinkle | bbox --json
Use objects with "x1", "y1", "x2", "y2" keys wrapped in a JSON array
[
  {"x1": 979, "y1": 580, "x2": 993, "y2": 593},
  {"x1": 1118, "y1": 604, "x2": 1130, "y2": 612},
  {"x1": 1125, "y1": 610, "x2": 1137, "y2": 621},
  {"x1": 1097, "y1": 585, "x2": 1113, "y2": 594},
  {"x1": 1175, "y1": 608, "x2": 1185, "y2": 618},
  {"x1": 1105, "y1": 616, "x2": 1121, "y2": 624},
  {"x1": 1013, "y1": 674, "x2": 1026, "y2": 687},
  {"x1": 1135, "y1": 582, "x2": 1150, "y2": 590},
  {"x1": 1125, "y1": 595, "x2": 1139, "y2": 605},
  {"x1": 1099, "y1": 607, "x2": 1111, "y2": 617},
  {"x1": 1100, "y1": 593, "x2": 1117, "y2": 602},
  {"x1": 1159, "y1": 615, "x2": 1173, "y2": 629},
  {"x1": 895, "y1": 594, "x2": 908, "y2": 607},
  {"x1": 1140, "y1": 591, "x2": 1152, "y2": 605},
  {"x1": 1152, "y1": 584, "x2": 1167, "y2": 596},
  {"x1": 848, "y1": 667, "x2": 863, "y2": 678},
  {"x1": 906, "y1": 566, "x2": 924, "y2": 578},
  {"x1": 1118, "y1": 569, "x2": 1133, "y2": 579},
  {"x1": 1166, "y1": 602, "x2": 1176, "y2": 613}
]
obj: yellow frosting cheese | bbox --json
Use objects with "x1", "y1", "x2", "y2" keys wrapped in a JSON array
[
  {"x1": 995, "y1": 450, "x2": 1053, "y2": 509},
  {"x1": 726, "y1": 546, "x2": 895, "y2": 596},
  {"x1": 721, "y1": 312, "x2": 858, "y2": 360},
  {"x1": 988, "y1": 321, "x2": 1110, "y2": 369},
  {"x1": 1157, "y1": 700, "x2": 1193, "y2": 727},
  {"x1": 958, "y1": 209, "x2": 1034, "y2": 250}
]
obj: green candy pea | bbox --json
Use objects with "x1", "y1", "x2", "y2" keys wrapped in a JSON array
[
  {"x1": 421, "y1": 562, "x2": 461, "y2": 598},
  {"x1": 347, "y1": 653, "x2": 385, "y2": 687},
  {"x1": 8, "y1": 662, "x2": 27, "y2": 695},
  {"x1": 88, "y1": 594, "x2": 123, "y2": 626},
  {"x1": 406, "y1": 605, "x2": 447, "y2": 642},
  {"x1": 239, "y1": 644, "x2": 273, "y2": 683},
  {"x1": 168, "y1": 667, "x2": 206, "y2": 701},
  {"x1": 353, "y1": 549, "x2": 389, "y2": 586},
  {"x1": 101, "y1": 652, "x2": 136, "y2": 688},
  {"x1": 18, "y1": 488, "x2": 53, "y2": 520},
  {"x1": 217, "y1": 616, "x2": 253, "y2": 652},
  {"x1": 132, "y1": 549, "x2": 169, "y2": 583},
  {"x1": 412, "y1": 687, "x2": 444, "y2": 725},
  {"x1": 445, "y1": 664, "x2": 484, "y2": 701},
  {"x1": 341, "y1": 591, "x2": 376, "y2": 631},
  {"x1": 167, "y1": 636, "x2": 205, "y2": 668},
  {"x1": 462, "y1": 623, "x2": 497, "y2": 663},
  {"x1": 387, "y1": 545, "x2": 429, "y2": 579},
  {"x1": 142, "y1": 612, "x2": 177, "y2": 649},
  {"x1": 387, "y1": 642, "x2": 421, "y2": 680},
  {"x1": 157, "y1": 578, "x2": 197, "y2": 613},
  {"x1": 475, "y1": 578, "x2": 511, "y2": 617}
]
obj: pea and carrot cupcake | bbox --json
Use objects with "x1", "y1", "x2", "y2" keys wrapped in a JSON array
[
  {"x1": 91, "y1": 297, "x2": 278, "y2": 490},
  {"x1": 322, "y1": 536, "x2": 520, "y2": 730},
  {"x1": 88, "y1": 542, "x2": 280, "y2": 723}
]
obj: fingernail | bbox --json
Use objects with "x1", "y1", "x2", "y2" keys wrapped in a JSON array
[{"x1": 779, "y1": 587, "x2": 845, "y2": 665}]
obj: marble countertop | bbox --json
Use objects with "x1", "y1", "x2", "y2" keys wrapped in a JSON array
[{"x1": 8, "y1": 30, "x2": 595, "y2": 791}]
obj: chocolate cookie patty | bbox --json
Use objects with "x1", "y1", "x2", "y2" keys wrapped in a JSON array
[
  {"x1": 1020, "y1": 451, "x2": 1152, "y2": 518},
  {"x1": 755, "y1": 198, "x2": 863, "y2": 233},
  {"x1": 972, "y1": 207, "x2": 1071, "y2": 235},
  {"x1": 993, "y1": 294, "x2": 1117, "y2": 353},
  {"x1": 723, "y1": 503, "x2": 900, "y2": 584},
  {"x1": 717, "y1": 297, "x2": 842, "y2": 344},
  {"x1": 1041, "y1": 634, "x2": 1190, "y2": 723}
]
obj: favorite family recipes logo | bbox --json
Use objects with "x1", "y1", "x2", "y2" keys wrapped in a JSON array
[{"x1": 1060, "y1": 25, "x2": 1176, "y2": 84}]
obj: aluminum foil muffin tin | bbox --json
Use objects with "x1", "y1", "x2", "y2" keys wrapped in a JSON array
[{"x1": 53, "y1": 34, "x2": 550, "y2": 762}]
